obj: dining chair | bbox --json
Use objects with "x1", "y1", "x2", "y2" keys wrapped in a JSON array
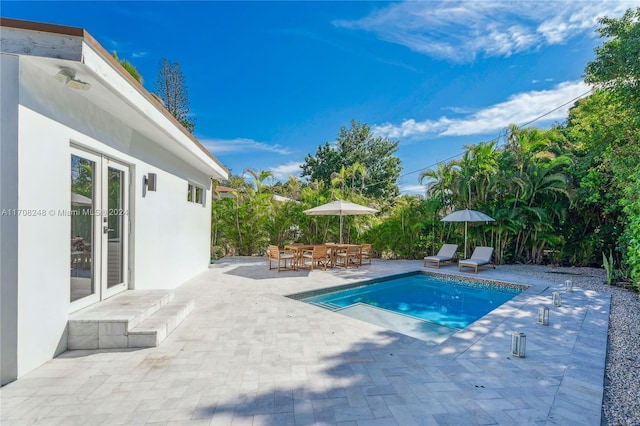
[
  {"x1": 335, "y1": 245, "x2": 361, "y2": 268},
  {"x1": 268, "y1": 245, "x2": 295, "y2": 272},
  {"x1": 301, "y1": 245, "x2": 330, "y2": 271}
]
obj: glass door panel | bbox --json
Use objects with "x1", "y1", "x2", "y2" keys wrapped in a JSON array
[
  {"x1": 70, "y1": 149, "x2": 129, "y2": 310},
  {"x1": 70, "y1": 154, "x2": 96, "y2": 302},
  {"x1": 106, "y1": 166, "x2": 126, "y2": 289}
]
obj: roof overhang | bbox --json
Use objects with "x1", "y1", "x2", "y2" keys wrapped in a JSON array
[{"x1": 0, "y1": 18, "x2": 228, "y2": 180}]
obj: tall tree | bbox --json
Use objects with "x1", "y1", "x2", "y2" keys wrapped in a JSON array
[
  {"x1": 584, "y1": 8, "x2": 640, "y2": 103},
  {"x1": 574, "y1": 7, "x2": 640, "y2": 284},
  {"x1": 301, "y1": 119, "x2": 401, "y2": 202},
  {"x1": 155, "y1": 58, "x2": 196, "y2": 133}
]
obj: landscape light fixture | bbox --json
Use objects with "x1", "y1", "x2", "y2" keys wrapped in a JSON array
[
  {"x1": 552, "y1": 291, "x2": 562, "y2": 307},
  {"x1": 510, "y1": 331, "x2": 526, "y2": 358},
  {"x1": 537, "y1": 306, "x2": 550, "y2": 326},
  {"x1": 55, "y1": 67, "x2": 91, "y2": 91},
  {"x1": 564, "y1": 279, "x2": 573, "y2": 292}
]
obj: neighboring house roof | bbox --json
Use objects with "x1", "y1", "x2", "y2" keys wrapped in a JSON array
[
  {"x1": 272, "y1": 194, "x2": 301, "y2": 204},
  {"x1": 0, "y1": 17, "x2": 229, "y2": 180},
  {"x1": 214, "y1": 186, "x2": 237, "y2": 193},
  {"x1": 212, "y1": 185, "x2": 240, "y2": 199}
]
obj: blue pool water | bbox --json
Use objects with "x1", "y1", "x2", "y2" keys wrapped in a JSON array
[{"x1": 301, "y1": 274, "x2": 523, "y2": 330}]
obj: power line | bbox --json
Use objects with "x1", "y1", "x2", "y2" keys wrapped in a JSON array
[
  {"x1": 518, "y1": 88, "x2": 593, "y2": 129},
  {"x1": 365, "y1": 88, "x2": 594, "y2": 191}
]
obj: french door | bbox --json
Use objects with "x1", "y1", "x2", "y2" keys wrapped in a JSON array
[{"x1": 70, "y1": 148, "x2": 129, "y2": 311}]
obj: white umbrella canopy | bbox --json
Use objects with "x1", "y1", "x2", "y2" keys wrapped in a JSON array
[
  {"x1": 71, "y1": 192, "x2": 92, "y2": 205},
  {"x1": 304, "y1": 200, "x2": 378, "y2": 244},
  {"x1": 441, "y1": 209, "x2": 495, "y2": 258}
]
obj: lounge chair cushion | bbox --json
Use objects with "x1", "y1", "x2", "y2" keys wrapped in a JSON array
[
  {"x1": 425, "y1": 255, "x2": 454, "y2": 262},
  {"x1": 458, "y1": 259, "x2": 488, "y2": 267},
  {"x1": 458, "y1": 246, "x2": 494, "y2": 273},
  {"x1": 424, "y1": 244, "x2": 458, "y2": 268}
]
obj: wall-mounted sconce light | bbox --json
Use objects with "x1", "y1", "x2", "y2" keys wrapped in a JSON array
[
  {"x1": 552, "y1": 291, "x2": 562, "y2": 307},
  {"x1": 144, "y1": 173, "x2": 157, "y2": 192},
  {"x1": 55, "y1": 67, "x2": 91, "y2": 91},
  {"x1": 564, "y1": 280, "x2": 573, "y2": 292},
  {"x1": 510, "y1": 331, "x2": 526, "y2": 358},
  {"x1": 537, "y1": 306, "x2": 550, "y2": 326}
]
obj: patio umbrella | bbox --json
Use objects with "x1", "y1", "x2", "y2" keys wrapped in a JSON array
[
  {"x1": 71, "y1": 192, "x2": 92, "y2": 205},
  {"x1": 441, "y1": 209, "x2": 494, "y2": 258},
  {"x1": 304, "y1": 200, "x2": 378, "y2": 244}
]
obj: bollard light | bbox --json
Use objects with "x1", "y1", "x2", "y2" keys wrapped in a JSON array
[
  {"x1": 537, "y1": 306, "x2": 550, "y2": 325},
  {"x1": 552, "y1": 291, "x2": 562, "y2": 307},
  {"x1": 510, "y1": 331, "x2": 526, "y2": 358},
  {"x1": 564, "y1": 279, "x2": 573, "y2": 292}
]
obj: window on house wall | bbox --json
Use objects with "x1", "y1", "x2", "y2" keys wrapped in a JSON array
[{"x1": 187, "y1": 182, "x2": 205, "y2": 206}]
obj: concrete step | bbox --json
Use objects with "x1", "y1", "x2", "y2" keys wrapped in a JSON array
[
  {"x1": 67, "y1": 290, "x2": 194, "y2": 350},
  {"x1": 127, "y1": 300, "x2": 195, "y2": 348}
]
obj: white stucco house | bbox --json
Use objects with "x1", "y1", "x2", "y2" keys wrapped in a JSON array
[{"x1": 0, "y1": 18, "x2": 228, "y2": 385}]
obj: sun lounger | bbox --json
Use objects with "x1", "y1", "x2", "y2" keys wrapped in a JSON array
[
  {"x1": 424, "y1": 244, "x2": 458, "y2": 268},
  {"x1": 458, "y1": 246, "x2": 495, "y2": 273}
]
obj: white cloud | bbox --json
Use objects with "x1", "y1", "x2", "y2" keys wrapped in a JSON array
[
  {"x1": 373, "y1": 80, "x2": 591, "y2": 139},
  {"x1": 334, "y1": 1, "x2": 631, "y2": 62},
  {"x1": 269, "y1": 161, "x2": 303, "y2": 180},
  {"x1": 201, "y1": 137, "x2": 291, "y2": 155},
  {"x1": 399, "y1": 184, "x2": 425, "y2": 195},
  {"x1": 441, "y1": 106, "x2": 476, "y2": 114}
]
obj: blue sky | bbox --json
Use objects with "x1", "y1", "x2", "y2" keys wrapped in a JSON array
[{"x1": 3, "y1": 1, "x2": 635, "y2": 194}]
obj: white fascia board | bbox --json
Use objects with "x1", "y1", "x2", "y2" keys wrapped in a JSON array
[{"x1": 80, "y1": 41, "x2": 228, "y2": 180}]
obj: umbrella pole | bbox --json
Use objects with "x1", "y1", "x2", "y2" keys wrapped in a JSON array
[
  {"x1": 464, "y1": 221, "x2": 468, "y2": 258},
  {"x1": 339, "y1": 215, "x2": 343, "y2": 244}
]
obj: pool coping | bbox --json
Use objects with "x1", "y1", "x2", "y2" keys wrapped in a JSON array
[
  {"x1": 287, "y1": 270, "x2": 528, "y2": 343},
  {"x1": 287, "y1": 269, "x2": 529, "y2": 301}
]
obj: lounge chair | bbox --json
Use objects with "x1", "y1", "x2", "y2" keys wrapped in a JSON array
[
  {"x1": 268, "y1": 245, "x2": 295, "y2": 272},
  {"x1": 424, "y1": 244, "x2": 458, "y2": 268},
  {"x1": 458, "y1": 246, "x2": 495, "y2": 273}
]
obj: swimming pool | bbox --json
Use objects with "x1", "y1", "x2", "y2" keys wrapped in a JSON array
[{"x1": 294, "y1": 272, "x2": 526, "y2": 343}]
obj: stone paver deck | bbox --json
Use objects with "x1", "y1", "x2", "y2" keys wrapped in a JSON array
[{"x1": 1, "y1": 258, "x2": 609, "y2": 425}]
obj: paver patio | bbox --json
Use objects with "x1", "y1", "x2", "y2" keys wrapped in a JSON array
[{"x1": 0, "y1": 258, "x2": 609, "y2": 425}]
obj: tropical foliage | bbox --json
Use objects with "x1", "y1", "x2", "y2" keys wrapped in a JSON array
[
  {"x1": 112, "y1": 51, "x2": 143, "y2": 84},
  {"x1": 208, "y1": 9, "x2": 640, "y2": 291}
]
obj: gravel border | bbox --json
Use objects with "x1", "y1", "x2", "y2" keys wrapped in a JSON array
[{"x1": 500, "y1": 265, "x2": 640, "y2": 426}]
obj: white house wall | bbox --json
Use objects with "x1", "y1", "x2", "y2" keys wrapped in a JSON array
[
  {"x1": 16, "y1": 106, "x2": 71, "y2": 378},
  {"x1": 5, "y1": 54, "x2": 213, "y2": 381},
  {"x1": 1, "y1": 54, "x2": 20, "y2": 385}
]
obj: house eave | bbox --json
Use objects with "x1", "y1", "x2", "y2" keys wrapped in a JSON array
[{"x1": 0, "y1": 17, "x2": 229, "y2": 180}]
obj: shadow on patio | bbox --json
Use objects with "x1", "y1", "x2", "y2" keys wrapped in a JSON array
[{"x1": 191, "y1": 329, "x2": 548, "y2": 425}]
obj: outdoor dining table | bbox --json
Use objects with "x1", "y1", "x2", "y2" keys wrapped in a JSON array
[
  {"x1": 284, "y1": 243, "x2": 363, "y2": 270},
  {"x1": 326, "y1": 243, "x2": 362, "y2": 268}
]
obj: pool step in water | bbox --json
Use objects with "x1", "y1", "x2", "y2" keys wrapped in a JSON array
[
  {"x1": 338, "y1": 303, "x2": 458, "y2": 344},
  {"x1": 310, "y1": 301, "x2": 342, "y2": 311}
]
